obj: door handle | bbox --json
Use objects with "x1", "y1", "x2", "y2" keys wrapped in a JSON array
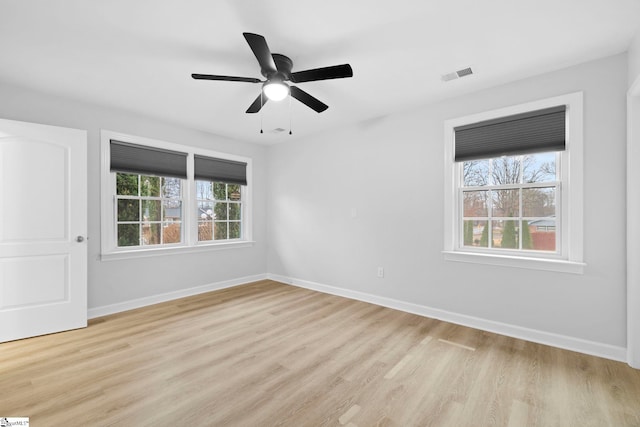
[{"x1": 76, "y1": 236, "x2": 85, "y2": 242}]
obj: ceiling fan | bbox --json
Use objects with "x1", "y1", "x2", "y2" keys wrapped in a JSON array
[{"x1": 192, "y1": 32, "x2": 353, "y2": 114}]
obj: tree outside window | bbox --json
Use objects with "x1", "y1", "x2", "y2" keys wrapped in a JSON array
[{"x1": 116, "y1": 173, "x2": 182, "y2": 247}]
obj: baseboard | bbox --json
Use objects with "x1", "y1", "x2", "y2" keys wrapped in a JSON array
[
  {"x1": 88, "y1": 274, "x2": 268, "y2": 319},
  {"x1": 267, "y1": 273, "x2": 627, "y2": 363},
  {"x1": 88, "y1": 272, "x2": 627, "y2": 363}
]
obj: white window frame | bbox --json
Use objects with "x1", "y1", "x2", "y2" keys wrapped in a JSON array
[
  {"x1": 100, "y1": 130, "x2": 253, "y2": 260},
  {"x1": 443, "y1": 92, "x2": 585, "y2": 274}
]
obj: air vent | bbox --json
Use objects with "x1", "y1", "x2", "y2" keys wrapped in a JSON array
[
  {"x1": 442, "y1": 66, "x2": 474, "y2": 82},
  {"x1": 456, "y1": 67, "x2": 473, "y2": 77}
]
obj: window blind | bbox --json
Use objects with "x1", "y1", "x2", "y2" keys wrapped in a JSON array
[
  {"x1": 454, "y1": 105, "x2": 566, "y2": 162},
  {"x1": 110, "y1": 140, "x2": 188, "y2": 179},
  {"x1": 194, "y1": 155, "x2": 247, "y2": 186}
]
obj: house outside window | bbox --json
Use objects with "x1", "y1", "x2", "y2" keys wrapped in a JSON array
[{"x1": 443, "y1": 93, "x2": 585, "y2": 273}]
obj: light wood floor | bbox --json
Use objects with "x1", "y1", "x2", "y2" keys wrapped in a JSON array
[{"x1": 1, "y1": 280, "x2": 639, "y2": 426}]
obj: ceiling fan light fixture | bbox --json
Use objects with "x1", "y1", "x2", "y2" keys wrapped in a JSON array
[{"x1": 263, "y1": 81, "x2": 289, "y2": 101}]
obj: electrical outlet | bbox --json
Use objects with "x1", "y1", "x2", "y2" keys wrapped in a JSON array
[{"x1": 377, "y1": 267, "x2": 384, "y2": 278}]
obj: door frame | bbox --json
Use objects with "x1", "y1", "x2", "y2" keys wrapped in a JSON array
[{"x1": 627, "y1": 78, "x2": 640, "y2": 368}]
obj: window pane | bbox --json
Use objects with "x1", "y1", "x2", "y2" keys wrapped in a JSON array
[
  {"x1": 213, "y1": 182, "x2": 227, "y2": 200},
  {"x1": 142, "y1": 223, "x2": 161, "y2": 245},
  {"x1": 463, "y1": 220, "x2": 488, "y2": 247},
  {"x1": 140, "y1": 176, "x2": 161, "y2": 197},
  {"x1": 163, "y1": 201, "x2": 181, "y2": 221},
  {"x1": 229, "y1": 203, "x2": 241, "y2": 221},
  {"x1": 229, "y1": 222, "x2": 241, "y2": 239},
  {"x1": 493, "y1": 219, "x2": 518, "y2": 249},
  {"x1": 491, "y1": 189, "x2": 519, "y2": 217},
  {"x1": 228, "y1": 184, "x2": 242, "y2": 201},
  {"x1": 118, "y1": 224, "x2": 139, "y2": 246},
  {"x1": 214, "y1": 222, "x2": 228, "y2": 240},
  {"x1": 198, "y1": 221, "x2": 213, "y2": 241},
  {"x1": 196, "y1": 181, "x2": 213, "y2": 200},
  {"x1": 522, "y1": 219, "x2": 533, "y2": 250},
  {"x1": 526, "y1": 219, "x2": 556, "y2": 251},
  {"x1": 463, "y1": 191, "x2": 488, "y2": 217},
  {"x1": 523, "y1": 187, "x2": 555, "y2": 217},
  {"x1": 215, "y1": 202, "x2": 228, "y2": 221},
  {"x1": 163, "y1": 222, "x2": 181, "y2": 244},
  {"x1": 198, "y1": 201, "x2": 214, "y2": 220},
  {"x1": 116, "y1": 173, "x2": 138, "y2": 196},
  {"x1": 523, "y1": 152, "x2": 556, "y2": 183},
  {"x1": 117, "y1": 199, "x2": 139, "y2": 221},
  {"x1": 491, "y1": 156, "x2": 521, "y2": 185},
  {"x1": 142, "y1": 200, "x2": 161, "y2": 221},
  {"x1": 463, "y1": 160, "x2": 489, "y2": 186},
  {"x1": 162, "y1": 177, "x2": 181, "y2": 199}
]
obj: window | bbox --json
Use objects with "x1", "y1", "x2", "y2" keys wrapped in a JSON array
[
  {"x1": 461, "y1": 153, "x2": 559, "y2": 252},
  {"x1": 193, "y1": 154, "x2": 247, "y2": 242},
  {"x1": 443, "y1": 93, "x2": 584, "y2": 273},
  {"x1": 101, "y1": 131, "x2": 252, "y2": 259},
  {"x1": 196, "y1": 181, "x2": 243, "y2": 241}
]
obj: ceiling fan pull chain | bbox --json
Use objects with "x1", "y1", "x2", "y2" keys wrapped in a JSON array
[
  {"x1": 289, "y1": 91, "x2": 293, "y2": 135},
  {"x1": 260, "y1": 90, "x2": 264, "y2": 134}
]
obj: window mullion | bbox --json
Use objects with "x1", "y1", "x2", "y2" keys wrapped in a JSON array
[
  {"x1": 460, "y1": 188, "x2": 465, "y2": 248},
  {"x1": 517, "y1": 156, "x2": 522, "y2": 250},
  {"x1": 487, "y1": 189, "x2": 493, "y2": 248},
  {"x1": 138, "y1": 198, "x2": 143, "y2": 246},
  {"x1": 112, "y1": 191, "x2": 118, "y2": 249},
  {"x1": 183, "y1": 154, "x2": 193, "y2": 247},
  {"x1": 556, "y1": 181, "x2": 562, "y2": 256},
  {"x1": 229, "y1": 186, "x2": 233, "y2": 239},
  {"x1": 519, "y1": 187, "x2": 523, "y2": 250}
]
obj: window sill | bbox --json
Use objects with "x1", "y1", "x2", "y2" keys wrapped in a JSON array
[
  {"x1": 442, "y1": 250, "x2": 585, "y2": 274},
  {"x1": 101, "y1": 240, "x2": 255, "y2": 261}
]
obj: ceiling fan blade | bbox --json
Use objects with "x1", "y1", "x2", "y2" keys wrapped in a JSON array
[
  {"x1": 192, "y1": 74, "x2": 261, "y2": 83},
  {"x1": 246, "y1": 93, "x2": 268, "y2": 114},
  {"x1": 290, "y1": 64, "x2": 353, "y2": 83},
  {"x1": 290, "y1": 86, "x2": 328, "y2": 113},
  {"x1": 243, "y1": 32, "x2": 277, "y2": 75}
]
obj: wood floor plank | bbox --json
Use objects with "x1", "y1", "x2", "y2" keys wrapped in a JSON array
[{"x1": 1, "y1": 280, "x2": 639, "y2": 426}]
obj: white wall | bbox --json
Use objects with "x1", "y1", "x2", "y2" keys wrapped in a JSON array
[
  {"x1": 628, "y1": 30, "x2": 640, "y2": 87},
  {"x1": 0, "y1": 82, "x2": 268, "y2": 310},
  {"x1": 267, "y1": 53, "x2": 628, "y2": 353}
]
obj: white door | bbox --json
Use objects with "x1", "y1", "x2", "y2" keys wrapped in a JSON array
[{"x1": 0, "y1": 118, "x2": 87, "y2": 342}]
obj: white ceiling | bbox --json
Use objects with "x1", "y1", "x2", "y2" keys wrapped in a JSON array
[{"x1": 1, "y1": 0, "x2": 639, "y2": 144}]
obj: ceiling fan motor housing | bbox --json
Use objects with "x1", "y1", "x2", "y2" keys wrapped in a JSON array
[{"x1": 264, "y1": 53, "x2": 293, "y2": 81}]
